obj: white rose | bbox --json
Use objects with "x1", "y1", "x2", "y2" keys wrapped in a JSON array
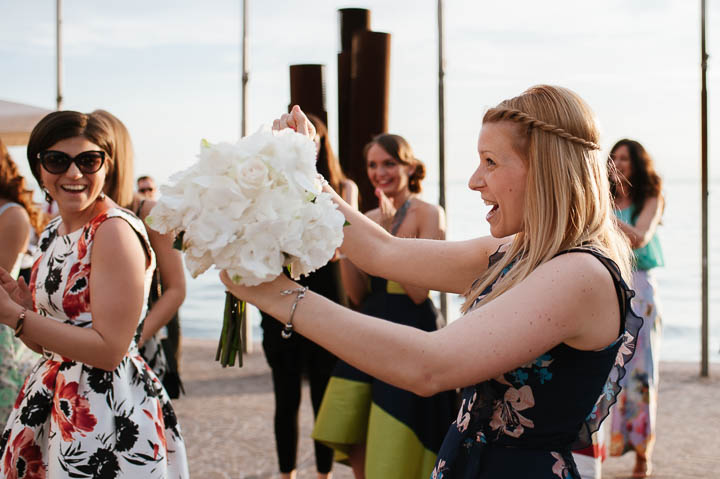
[{"x1": 233, "y1": 157, "x2": 272, "y2": 195}]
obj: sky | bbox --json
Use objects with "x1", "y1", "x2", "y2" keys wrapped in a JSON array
[{"x1": 1, "y1": 0, "x2": 719, "y2": 190}]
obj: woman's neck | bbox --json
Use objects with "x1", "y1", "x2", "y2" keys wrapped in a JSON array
[
  {"x1": 57, "y1": 199, "x2": 107, "y2": 235},
  {"x1": 389, "y1": 189, "x2": 413, "y2": 210}
]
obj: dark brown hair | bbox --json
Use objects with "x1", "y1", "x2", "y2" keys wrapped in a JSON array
[
  {"x1": 92, "y1": 109, "x2": 135, "y2": 208},
  {"x1": 609, "y1": 139, "x2": 662, "y2": 221},
  {"x1": 0, "y1": 138, "x2": 45, "y2": 233},
  {"x1": 363, "y1": 133, "x2": 426, "y2": 193},
  {"x1": 307, "y1": 114, "x2": 348, "y2": 194},
  {"x1": 27, "y1": 111, "x2": 116, "y2": 193}
]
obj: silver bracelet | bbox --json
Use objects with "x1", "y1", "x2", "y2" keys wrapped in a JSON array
[{"x1": 280, "y1": 286, "x2": 307, "y2": 339}]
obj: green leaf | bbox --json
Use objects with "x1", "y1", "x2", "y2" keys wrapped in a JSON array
[
  {"x1": 201, "y1": 138, "x2": 211, "y2": 148},
  {"x1": 343, "y1": 220, "x2": 351, "y2": 227},
  {"x1": 172, "y1": 231, "x2": 185, "y2": 251}
]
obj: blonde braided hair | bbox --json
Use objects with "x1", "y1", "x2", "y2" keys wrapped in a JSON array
[
  {"x1": 462, "y1": 85, "x2": 631, "y2": 312},
  {"x1": 487, "y1": 107, "x2": 601, "y2": 151}
]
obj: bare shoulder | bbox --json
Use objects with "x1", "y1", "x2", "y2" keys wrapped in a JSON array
[
  {"x1": 94, "y1": 216, "x2": 139, "y2": 246},
  {"x1": 541, "y1": 250, "x2": 613, "y2": 283},
  {"x1": 0, "y1": 204, "x2": 30, "y2": 227},
  {"x1": 410, "y1": 197, "x2": 443, "y2": 219},
  {"x1": 342, "y1": 179, "x2": 358, "y2": 194}
]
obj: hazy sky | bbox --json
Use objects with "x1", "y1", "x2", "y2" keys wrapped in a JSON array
[{"x1": 1, "y1": 0, "x2": 718, "y2": 188}]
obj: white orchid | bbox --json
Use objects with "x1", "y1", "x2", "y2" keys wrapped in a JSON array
[{"x1": 146, "y1": 127, "x2": 346, "y2": 286}]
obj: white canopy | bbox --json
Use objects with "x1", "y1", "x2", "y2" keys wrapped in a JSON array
[{"x1": 0, "y1": 99, "x2": 53, "y2": 146}]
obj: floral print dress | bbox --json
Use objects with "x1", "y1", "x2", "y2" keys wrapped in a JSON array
[
  {"x1": 430, "y1": 248, "x2": 642, "y2": 479},
  {"x1": 0, "y1": 208, "x2": 189, "y2": 479}
]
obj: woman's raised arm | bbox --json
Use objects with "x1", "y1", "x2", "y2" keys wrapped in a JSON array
[
  {"x1": 326, "y1": 183, "x2": 505, "y2": 294},
  {"x1": 221, "y1": 251, "x2": 620, "y2": 396}
]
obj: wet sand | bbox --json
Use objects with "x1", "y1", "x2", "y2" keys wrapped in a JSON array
[{"x1": 174, "y1": 339, "x2": 719, "y2": 478}]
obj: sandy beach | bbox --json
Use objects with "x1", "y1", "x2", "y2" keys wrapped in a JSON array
[{"x1": 174, "y1": 339, "x2": 719, "y2": 479}]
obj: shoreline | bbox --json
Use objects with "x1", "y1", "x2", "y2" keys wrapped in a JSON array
[{"x1": 174, "y1": 338, "x2": 719, "y2": 478}]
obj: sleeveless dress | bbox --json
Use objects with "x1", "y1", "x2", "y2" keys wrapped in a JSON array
[
  {"x1": 313, "y1": 200, "x2": 456, "y2": 478},
  {"x1": 0, "y1": 208, "x2": 189, "y2": 478},
  {"x1": 0, "y1": 203, "x2": 40, "y2": 431},
  {"x1": 430, "y1": 248, "x2": 642, "y2": 479},
  {"x1": 610, "y1": 206, "x2": 664, "y2": 458}
]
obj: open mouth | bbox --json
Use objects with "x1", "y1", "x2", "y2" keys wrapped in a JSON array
[
  {"x1": 484, "y1": 200, "x2": 499, "y2": 221},
  {"x1": 60, "y1": 184, "x2": 88, "y2": 193}
]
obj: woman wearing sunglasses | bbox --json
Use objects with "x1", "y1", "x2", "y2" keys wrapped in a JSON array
[{"x1": 0, "y1": 111, "x2": 188, "y2": 478}]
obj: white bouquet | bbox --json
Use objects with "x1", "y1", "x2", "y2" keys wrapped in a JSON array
[{"x1": 146, "y1": 127, "x2": 346, "y2": 366}]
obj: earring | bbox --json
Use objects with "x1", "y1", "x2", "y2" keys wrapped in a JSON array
[
  {"x1": 43, "y1": 188, "x2": 53, "y2": 203},
  {"x1": 98, "y1": 192, "x2": 106, "y2": 201}
]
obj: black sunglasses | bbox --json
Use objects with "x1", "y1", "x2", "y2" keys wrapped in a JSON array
[
  {"x1": 37, "y1": 150, "x2": 106, "y2": 175},
  {"x1": 138, "y1": 187, "x2": 155, "y2": 193}
]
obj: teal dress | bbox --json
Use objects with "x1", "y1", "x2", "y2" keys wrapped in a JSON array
[{"x1": 610, "y1": 205, "x2": 664, "y2": 458}]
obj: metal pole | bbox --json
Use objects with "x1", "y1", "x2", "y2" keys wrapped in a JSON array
[
  {"x1": 241, "y1": 0, "x2": 249, "y2": 138},
  {"x1": 700, "y1": 0, "x2": 709, "y2": 377},
  {"x1": 240, "y1": 0, "x2": 251, "y2": 352},
  {"x1": 56, "y1": 0, "x2": 63, "y2": 110},
  {"x1": 437, "y1": 0, "x2": 448, "y2": 321}
]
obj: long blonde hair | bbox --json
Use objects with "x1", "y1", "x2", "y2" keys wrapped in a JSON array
[{"x1": 462, "y1": 85, "x2": 632, "y2": 312}]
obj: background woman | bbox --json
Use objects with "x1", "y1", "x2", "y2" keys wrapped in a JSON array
[
  {"x1": 312, "y1": 133, "x2": 455, "y2": 479},
  {"x1": 93, "y1": 109, "x2": 187, "y2": 399},
  {"x1": 0, "y1": 138, "x2": 43, "y2": 430},
  {"x1": 0, "y1": 111, "x2": 187, "y2": 477},
  {"x1": 260, "y1": 114, "x2": 357, "y2": 479},
  {"x1": 608, "y1": 139, "x2": 664, "y2": 478},
  {"x1": 229, "y1": 89, "x2": 642, "y2": 478}
]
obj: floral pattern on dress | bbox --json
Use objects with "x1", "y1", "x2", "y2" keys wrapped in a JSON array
[
  {"x1": 0, "y1": 208, "x2": 188, "y2": 478},
  {"x1": 429, "y1": 248, "x2": 643, "y2": 479},
  {"x1": 610, "y1": 270, "x2": 660, "y2": 458}
]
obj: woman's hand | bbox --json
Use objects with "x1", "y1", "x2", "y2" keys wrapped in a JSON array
[
  {"x1": 0, "y1": 267, "x2": 32, "y2": 309},
  {"x1": 272, "y1": 105, "x2": 316, "y2": 140},
  {"x1": 0, "y1": 268, "x2": 26, "y2": 326},
  {"x1": 375, "y1": 188, "x2": 397, "y2": 231},
  {"x1": 219, "y1": 270, "x2": 298, "y2": 314}
]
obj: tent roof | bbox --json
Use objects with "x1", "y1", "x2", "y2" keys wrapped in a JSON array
[{"x1": 0, "y1": 99, "x2": 53, "y2": 146}]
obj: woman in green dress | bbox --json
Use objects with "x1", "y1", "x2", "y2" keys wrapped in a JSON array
[{"x1": 312, "y1": 134, "x2": 456, "y2": 479}]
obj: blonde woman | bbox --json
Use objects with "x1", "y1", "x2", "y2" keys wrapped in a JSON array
[{"x1": 223, "y1": 88, "x2": 642, "y2": 478}]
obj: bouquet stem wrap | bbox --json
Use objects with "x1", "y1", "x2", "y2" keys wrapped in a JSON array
[{"x1": 216, "y1": 293, "x2": 245, "y2": 368}]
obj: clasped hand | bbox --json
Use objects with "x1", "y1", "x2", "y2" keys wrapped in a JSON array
[{"x1": 0, "y1": 267, "x2": 32, "y2": 326}]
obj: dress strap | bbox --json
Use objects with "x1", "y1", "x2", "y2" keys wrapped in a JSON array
[
  {"x1": 389, "y1": 198, "x2": 412, "y2": 236},
  {"x1": 134, "y1": 199, "x2": 146, "y2": 217}
]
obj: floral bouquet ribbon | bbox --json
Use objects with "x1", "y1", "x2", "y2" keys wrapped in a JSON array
[{"x1": 146, "y1": 128, "x2": 346, "y2": 367}]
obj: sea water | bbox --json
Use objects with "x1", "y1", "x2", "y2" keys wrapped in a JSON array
[{"x1": 180, "y1": 177, "x2": 720, "y2": 363}]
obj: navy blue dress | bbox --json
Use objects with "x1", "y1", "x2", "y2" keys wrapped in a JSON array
[{"x1": 431, "y1": 248, "x2": 642, "y2": 479}]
